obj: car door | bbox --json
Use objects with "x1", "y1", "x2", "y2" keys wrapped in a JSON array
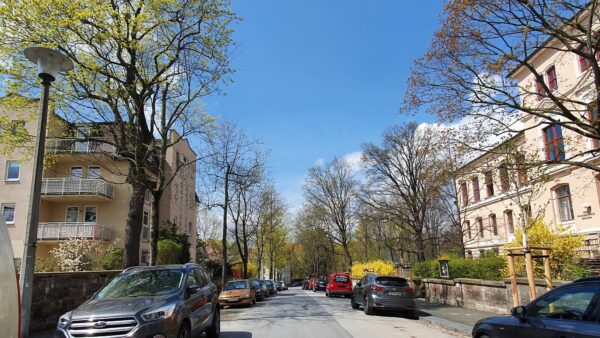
[
  {"x1": 193, "y1": 268, "x2": 213, "y2": 332},
  {"x1": 519, "y1": 284, "x2": 600, "y2": 338},
  {"x1": 354, "y1": 275, "x2": 368, "y2": 300},
  {"x1": 183, "y1": 269, "x2": 204, "y2": 333}
]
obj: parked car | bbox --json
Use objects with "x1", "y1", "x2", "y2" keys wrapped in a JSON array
[
  {"x1": 275, "y1": 280, "x2": 283, "y2": 291},
  {"x1": 249, "y1": 278, "x2": 266, "y2": 301},
  {"x1": 351, "y1": 274, "x2": 416, "y2": 318},
  {"x1": 313, "y1": 276, "x2": 327, "y2": 292},
  {"x1": 308, "y1": 276, "x2": 318, "y2": 290},
  {"x1": 258, "y1": 280, "x2": 270, "y2": 298},
  {"x1": 280, "y1": 281, "x2": 288, "y2": 290},
  {"x1": 302, "y1": 278, "x2": 310, "y2": 290},
  {"x1": 326, "y1": 273, "x2": 352, "y2": 297},
  {"x1": 219, "y1": 279, "x2": 256, "y2": 308},
  {"x1": 472, "y1": 276, "x2": 600, "y2": 338},
  {"x1": 263, "y1": 279, "x2": 277, "y2": 295},
  {"x1": 55, "y1": 263, "x2": 220, "y2": 338}
]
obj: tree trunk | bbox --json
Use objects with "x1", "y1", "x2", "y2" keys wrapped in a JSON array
[
  {"x1": 414, "y1": 227, "x2": 426, "y2": 262},
  {"x1": 124, "y1": 176, "x2": 146, "y2": 267},
  {"x1": 150, "y1": 192, "x2": 162, "y2": 265},
  {"x1": 221, "y1": 167, "x2": 230, "y2": 288}
]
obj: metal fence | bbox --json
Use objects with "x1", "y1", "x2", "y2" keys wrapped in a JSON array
[
  {"x1": 37, "y1": 222, "x2": 112, "y2": 241},
  {"x1": 41, "y1": 178, "x2": 114, "y2": 198}
]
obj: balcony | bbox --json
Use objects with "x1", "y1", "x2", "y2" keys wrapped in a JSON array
[
  {"x1": 46, "y1": 138, "x2": 116, "y2": 154},
  {"x1": 41, "y1": 178, "x2": 114, "y2": 199},
  {"x1": 37, "y1": 222, "x2": 112, "y2": 241}
]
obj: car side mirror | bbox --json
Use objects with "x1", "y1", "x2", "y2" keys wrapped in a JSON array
[
  {"x1": 511, "y1": 306, "x2": 526, "y2": 320},
  {"x1": 187, "y1": 285, "x2": 201, "y2": 295}
]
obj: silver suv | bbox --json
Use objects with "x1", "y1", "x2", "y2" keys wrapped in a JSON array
[{"x1": 55, "y1": 263, "x2": 220, "y2": 338}]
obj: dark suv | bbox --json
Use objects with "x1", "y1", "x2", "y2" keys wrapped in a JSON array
[
  {"x1": 472, "y1": 276, "x2": 600, "y2": 338},
  {"x1": 55, "y1": 263, "x2": 220, "y2": 338},
  {"x1": 351, "y1": 273, "x2": 416, "y2": 318}
]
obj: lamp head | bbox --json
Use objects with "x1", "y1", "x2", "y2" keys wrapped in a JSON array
[{"x1": 24, "y1": 47, "x2": 73, "y2": 81}]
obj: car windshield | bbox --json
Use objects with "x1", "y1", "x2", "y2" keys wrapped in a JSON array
[
  {"x1": 334, "y1": 275, "x2": 349, "y2": 283},
  {"x1": 95, "y1": 269, "x2": 184, "y2": 299},
  {"x1": 376, "y1": 277, "x2": 408, "y2": 287},
  {"x1": 225, "y1": 281, "x2": 248, "y2": 290}
]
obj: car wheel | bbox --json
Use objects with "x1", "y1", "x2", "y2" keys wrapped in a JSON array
[
  {"x1": 406, "y1": 309, "x2": 418, "y2": 319},
  {"x1": 363, "y1": 296, "x2": 375, "y2": 315},
  {"x1": 206, "y1": 308, "x2": 220, "y2": 338},
  {"x1": 350, "y1": 295, "x2": 360, "y2": 309},
  {"x1": 325, "y1": 291, "x2": 329, "y2": 297},
  {"x1": 252, "y1": 294, "x2": 256, "y2": 305},
  {"x1": 178, "y1": 322, "x2": 191, "y2": 338}
]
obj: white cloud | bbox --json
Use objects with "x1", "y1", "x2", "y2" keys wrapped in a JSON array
[
  {"x1": 314, "y1": 158, "x2": 325, "y2": 167},
  {"x1": 342, "y1": 151, "x2": 364, "y2": 174}
]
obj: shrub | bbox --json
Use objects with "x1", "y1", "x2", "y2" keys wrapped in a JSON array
[
  {"x1": 413, "y1": 255, "x2": 506, "y2": 280},
  {"x1": 157, "y1": 239, "x2": 183, "y2": 264},
  {"x1": 351, "y1": 260, "x2": 395, "y2": 279},
  {"x1": 102, "y1": 248, "x2": 124, "y2": 270}
]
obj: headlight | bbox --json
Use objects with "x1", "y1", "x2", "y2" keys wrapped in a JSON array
[
  {"x1": 142, "y1": 304, "x2": 176, "y2": 322},
  {"x1": 57, "y1": 311, "x2": 72, "y2": 329}
]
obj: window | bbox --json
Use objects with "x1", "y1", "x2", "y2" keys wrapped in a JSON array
[
  {"x1": 88, "y1": 166, "x2": 101, "y2": 179},
  {"x1": 70, "y1": 166, "x2": 83, "y2": 179},
  {"x1": 7, "y1": 120, "x2": 25, "y2": 135},
  {"x1": 579, "y1": 45, "x2": 592, "y2": 72},
  {"x1": 546, "y1": 66, "x2": 558, "y2": 92},
  {"x1": 535, "y1": 77, "x2": 546, "y2": 100},
  {"x1": 543, "y1": 124, "x2": 566, "y2": 161},
  {"x1": 499, "y1": 164, "x2": 510, "y2": 192},
  {"x1": 477, "y1": 217, "x2": 484, "y2": 239},
  {"x1": 472, "y1": 177, "x2": 480, "y2": 202},
  {"x1": 517, "y1": 155, "x2": 528, "y2": 187},
  {"x1": 527, "y1": 285, "x2": 600, "y2": 322},
  {"x1": 505, "y1": 210, "x2": 514, "y2": 234},
  {"x1": 460, "y1": 181, "x2": 468, "y2": 207},
  {"x1": 144, "y1": 190, "x2": 152, "y2": 204},
  {"x1": 464, "y1": 220, "x2": 472, "y2": 239},
  {"x1": 1, "y1": 203, "x2": 15, "y2": 224},
  {"x1": 65, "y1": 207, "x2": 79, "y2": 223},
  {"x1": 490, "y1": 214, "x2": 498, "y2": 237},
  {"x1": 485, "y1": 171, "x2": 494, "y2": 197},
  {"x1": 141, "y1": 250, "x2": 149, "y2": 265},
  {"x1": 5, "y1": 161, "x2": 20, "y2": 181},
  {"x1": 142, "y1": 211, "x2": 150, "y2": 241},
  {"x1": 588, "y1": 104, "x2": 599, "y2": 149},
  {"x1": 555, "y1": 185, "x2": 574, "y2": 222},
  {"x1": 84, "y1": 207, "x2": 97, "y2": 222}
]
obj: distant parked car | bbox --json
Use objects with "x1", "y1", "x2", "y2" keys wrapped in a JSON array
[
  {"x1": 351, "y1": 274, "x2": 416, "y2": 318},
  {"x1": 275, "y1": 280, "x2": 283, "y2": 291},
  {"x1": 55, "y1": 264, "x2": 220, "y2": 338},
  {"x1": 219, "y1": 279, "x2": 256, "y2": 308},
  {"x1": 280, "y1": 281, "x2": 288, "y2": 290},
  {"x1": 326, "y1": 273, "x2": 352, "y2": 297},
  {"x1": 249, "y1": 278, "x2": 266, "y2": 301},
  {"x1": 289, "y1": 278, "x2": 304, "y2": 287},
  {"x1": 472, "y1": 276, "x2": 600, "y2": 338},
  {"x1": 308, "y1": 276, "x2": 319, "y2": 290},
  {"x1": 302, "y1": 278, "x2": 310, "y2": 290},
  {"x1": 258, "y1": 279, "x2": 269, "y2": 299},
  {"x1": 313, "y1": 276, "x2": 327, "y2": 292},
  {"x1": 263, "y1": 279, "x2": 277, "y2": 295}
]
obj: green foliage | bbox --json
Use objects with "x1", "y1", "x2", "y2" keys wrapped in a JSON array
[
  {"x1": 101, "y1": 248, "x2": 124, "y2": 270},
  {"x1": 157, "y1": 239, "x2": 183, "y2": 265},
  {"x1": 351, "y1": 260, "x2": 396, "y2": 279},
  {"x1": 413, "y1": 255, "x2": 506, "y2": 280},
  {"x1": 504, "y1": 218, "x2": 588, "y2": 280},
  {"x1": 160, "y1": 221, "x2": 191, "y2": 263}
]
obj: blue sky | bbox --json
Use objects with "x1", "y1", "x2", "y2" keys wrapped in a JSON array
[{"x1": 205, "y1": 0, "x2": 443, "y2": 212}]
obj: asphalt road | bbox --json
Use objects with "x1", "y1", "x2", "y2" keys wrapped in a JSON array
[{"x1": 219, "y1": 288, "x2": 461, "y2": 338}]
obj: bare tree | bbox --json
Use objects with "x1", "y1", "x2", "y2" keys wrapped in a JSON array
[
  {"x1": 303, "y1": 157, "x2": 358, "y2": 270},
  {"x1": 361, "y1": 122, "x2": 447, "y2": 262}
]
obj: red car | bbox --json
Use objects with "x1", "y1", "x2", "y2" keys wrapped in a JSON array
[
  {"x1": 308, "y1": 276, "x2": 319, "y2": 290},
  {"x1": 325, "y1": 273, "x2": 352, "y2": 297}
]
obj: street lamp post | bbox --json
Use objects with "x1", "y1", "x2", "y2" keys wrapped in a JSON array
[{"x1": 20, "y1": 47, "x2": 72, "y2": 338}]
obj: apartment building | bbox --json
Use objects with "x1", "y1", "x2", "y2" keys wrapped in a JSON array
[
  {"x1": 457, "y1": 13, "x2": 600, "y2": 259},
  {"x1": 0, "y1": 103, "x2": 198, "y2": 267}
]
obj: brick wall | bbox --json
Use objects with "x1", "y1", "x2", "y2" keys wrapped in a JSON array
[
  {"x1": 421, "y1": 277, "x2": 567, "y2": 314},
  {"x1": 30, "y1": 270, "x2": 120, "y2": 332}
]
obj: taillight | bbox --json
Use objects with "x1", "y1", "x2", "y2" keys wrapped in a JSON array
[
  {"x1": 404, "y1": 287, "x2": 414, "y2": 294},
  {"x1": 370, "y1": 284, "x2": 385, "y2": 294}
]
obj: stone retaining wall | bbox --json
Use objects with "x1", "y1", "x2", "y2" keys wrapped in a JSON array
[
  {"x1": 420, "y1": 277, "x2": 567, "y2": 314},
  {"x1": 31, "y1": 270, "x2": 120, "y2": 332}
]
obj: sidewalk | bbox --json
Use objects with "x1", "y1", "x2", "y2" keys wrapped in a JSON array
[{"x1": 416, "y1": 299, "x2": 505, "y2": 337}]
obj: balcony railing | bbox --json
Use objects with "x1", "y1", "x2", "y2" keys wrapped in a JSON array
[
  {"x1": 41, "y1": 178, "x2": 114, "y2": 199},
  {"x1": 37, "y1": 222, "x2": 112, "y2": 241},
  {"x1": 46, "y1": 138, "x2": 116, "y2": 154}
]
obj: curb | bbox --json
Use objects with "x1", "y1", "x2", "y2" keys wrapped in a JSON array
[{"x1": 419, "y1": 315, "x2": 471, "y2": 337}]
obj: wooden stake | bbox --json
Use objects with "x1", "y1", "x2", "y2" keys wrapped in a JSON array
[
  {"x1": 507, "y1": 254, "x2": 519, "y2": 307},
  {"x1": 524, "y1": 249, "x2": 537, "y2": 300},
  {"x1": 542, "y1": 249, "x2": 553, "y2": 291}
]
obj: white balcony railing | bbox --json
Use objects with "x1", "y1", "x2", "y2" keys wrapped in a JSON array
[
  {"x1": 41, "y1": 178, "x2": 114, "y2": 198},
  {"x1": 37, "y1": 222, "x2": 112, "y2": 241},
  {"x1": 46, "y1": 138, "x2": 116, "y2": 154}
]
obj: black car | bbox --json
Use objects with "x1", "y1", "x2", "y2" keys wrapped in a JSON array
[
  {"x1": 249, "y1": 278, "x2": 266, "y2": 301},
  {"x1": 313, "y1": 277, "x2": 327, "y2": 291},
  {"x1": 472, "y1": 276, "x2": 600, "y2": 338},
  {"x1": 55, "y1": 263, "x2": 220, "y2": 338},
  {"x1": 263, "y1": 279, "x2": 277, "y2": 295},
  {"x1": 350, "y1": 273, "x2": 416, "y2": 318}
]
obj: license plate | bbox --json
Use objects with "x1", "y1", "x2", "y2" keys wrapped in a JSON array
[
  {"x1": 227, "y1": 298, "x2": 238, "y2": 302},
  {"x1": 387, "y1": 292, "x2": 403, "y2": 296}
]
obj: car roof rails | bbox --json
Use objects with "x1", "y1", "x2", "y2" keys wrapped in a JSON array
[{"x1": 122, "y1": 266, "x2": 138, "y2": 273}]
